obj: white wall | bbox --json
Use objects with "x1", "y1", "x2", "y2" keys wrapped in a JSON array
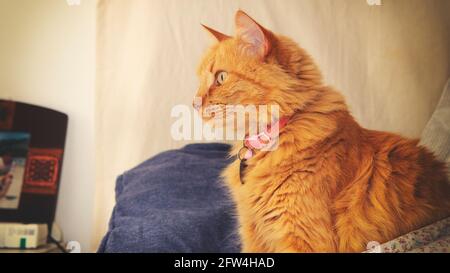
[
  {"x1": 94, "y1": 0, "x2": 450, "y2": 246},
  {"x1": 0, "y1": 0, "x2": 96, "y2": 252}
]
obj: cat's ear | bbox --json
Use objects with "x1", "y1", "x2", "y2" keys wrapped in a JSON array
[
  {"x1": 201, "y1": 24, "x2": 230, "y2": 42},
  {"x1": 235, "y1": 10, "x2": 271, "y2": 59}
]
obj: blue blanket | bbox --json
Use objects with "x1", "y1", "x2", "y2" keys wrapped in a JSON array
[{"x1": 98, "y1": 143, "x2": 241, "y2": 253}]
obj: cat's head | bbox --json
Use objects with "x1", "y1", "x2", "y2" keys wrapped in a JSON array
[{"x1": 194, "y1": 10, "x2": 322, "y2": 125}]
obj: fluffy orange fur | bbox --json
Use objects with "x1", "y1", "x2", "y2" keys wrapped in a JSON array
[{"x1": 194, "y1": 11, "x2": 450, "y2": 252}]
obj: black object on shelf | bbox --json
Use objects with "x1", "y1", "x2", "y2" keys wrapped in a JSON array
[{"x1": 0, "y1": 100, "x2": 68, "y2": 227}]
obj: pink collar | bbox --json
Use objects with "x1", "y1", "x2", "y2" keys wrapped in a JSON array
[{"x1": 238, "y1": 116, "x2": 290, "y2": 161}]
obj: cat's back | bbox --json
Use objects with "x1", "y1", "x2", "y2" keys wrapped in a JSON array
[
  {"x1": 334, "y1": 128, "x2": 449, "y2": 252},
  {"x1": 365, "y1": 129, "x2": 447, "y2": 181},
  {"x1": 364, "y1": 128, "x2": 449, "y2": 220}
]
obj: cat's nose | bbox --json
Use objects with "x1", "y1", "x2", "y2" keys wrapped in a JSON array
[{"x1": 192, "y1": 97, "x2": 202, "y2": 111}]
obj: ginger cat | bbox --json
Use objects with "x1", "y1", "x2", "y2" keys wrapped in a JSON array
[{"x1": 194, "y1": 10, "x2": 450, "y2": 252}]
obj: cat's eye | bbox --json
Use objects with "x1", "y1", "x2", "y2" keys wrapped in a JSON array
[{"x1": 215, "y1": 71, "x2": 228, "y2": 86}]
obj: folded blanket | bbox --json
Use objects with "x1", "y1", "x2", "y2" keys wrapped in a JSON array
[{"x1": 98, "y1": 143, "x2": 240, "y2": 253}]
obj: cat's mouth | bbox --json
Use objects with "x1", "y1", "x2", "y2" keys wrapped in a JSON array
[
  {"x1": 201, "y1": 114, "x2": 215, "y2": 123},
  {"x1": 199, "y1": 104, "x2": 227, "y2": 121},
  {"x1": 201, "y1": 110, "x2": 229, "y2": 126},
  {"x1": 198, "y1": 104, "x2": 276, "y2": 128}
]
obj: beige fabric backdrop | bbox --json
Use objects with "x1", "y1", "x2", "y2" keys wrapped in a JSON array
[{"x1": 94, "y1": 0, "x2": 450, "y2": 248}]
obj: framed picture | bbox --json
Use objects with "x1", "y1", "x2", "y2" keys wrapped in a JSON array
[
  {"x1": 0, "y1": 132, "x2": 30, "y2": 209},
  {"x1": 0, "y1": 100, "x2": 67, "y2": 224}
]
